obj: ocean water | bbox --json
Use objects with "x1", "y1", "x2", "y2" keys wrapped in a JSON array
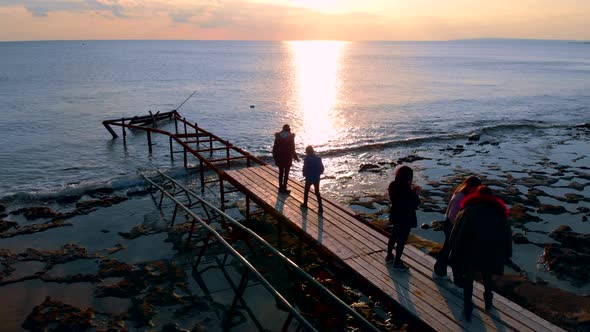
[{"x1": 1, "y1": 39, "x2": 589, "y2": 200}]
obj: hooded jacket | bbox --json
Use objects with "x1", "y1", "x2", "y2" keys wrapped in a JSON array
[
  {"x1": 272, "y1": 130, "x2": 297, "y2": 167},
  {"x1": 448, "y1": 192, "x2": 512, "y2": 275}
]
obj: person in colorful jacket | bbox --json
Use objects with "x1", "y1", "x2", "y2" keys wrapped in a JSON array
[{"x1": 448, "y1": 185, "x2": 512, "y2": 322}]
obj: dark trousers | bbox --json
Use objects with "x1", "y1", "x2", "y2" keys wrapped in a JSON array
[
  {"x1": 387, "y1": 224, "x2": 411, "y2": 264},
  {"x1": 463, "y1": 271, "x2": 494, "y2": 312},
  {"x1": 303, "y1": 180, "x2": 322, "y2": 209},
  {"x1": 434, "y1": 218, "x2": 453, "y2": 276},
  {"x1": 278, "y1": 166, "x2": 290, "y2": 190}
]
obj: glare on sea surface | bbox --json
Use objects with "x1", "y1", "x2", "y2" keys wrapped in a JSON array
[{"x1": 286, "y1": 40, "x2": 348, "y2": 148}]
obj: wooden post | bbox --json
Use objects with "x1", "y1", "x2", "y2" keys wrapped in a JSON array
[
  {"x1": 220, "y1": 176, "x2": 225, "y2": 211},
  {"x1": 200, "y1": 159, "x2": 205, "y2": 193},
  {"x1": 121, "y1": 119, "x2": 127, "y2": 146},
  {"x1": 226, "y1": 147, "x2": 230, "y2": 168},
  {"x1": 246, "y1": 196, "x2": 250, "y2": 220},
  {"x1": 174, "y1": 117, "x2": 178, "y2": 134},
  {"x1": 169, "y1": 137, "x2": 174, "y2": 161},
  {"x1": 183, "y1": 146, "x2": 187, "y2": 168},
  {"x1": 147, "y1": 131, "x2": 152, "y2": 154},
  {"x1": 195, "y1": 123, "x2": 199, "y2": 148},
  {"x1": 183, "y1": 118, "x2": 187, "y2": 136}
]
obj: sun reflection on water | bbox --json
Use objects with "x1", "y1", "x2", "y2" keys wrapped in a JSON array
[{"x1": 286, "y1": 40, "x2": 348, "y2": 149}]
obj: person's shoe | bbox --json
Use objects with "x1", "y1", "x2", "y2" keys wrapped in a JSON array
[
  {"x1": 280, "y1": 188, "x2": 291, "y2": 194},
  {"x1": 385, "y1": 254, "x2": 395, "y2": 263},
  {"x1": 433, "y1": 263, "x2": 447, "y2": 277},
  {"x1": 484, "y1": 292, "x2": 493, "y2": 310},
  {"x1": 392, "y1": 262, "x2": 410, "y2": 271},
  {"x1": 300, "y1": 203, "x2": 308, "y2": 209},
  {"x1": 464, "y1": 303, "x2": 473, "y2": 322}
]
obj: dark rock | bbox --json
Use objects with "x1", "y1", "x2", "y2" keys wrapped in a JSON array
[
  {"x1": 574, "y1": 122, "x2": 590, "y2": 129},
  {"x1": 396, "y1": 155, "x2": 430, "y2": 164},
  {"x1": 22, "y1": 297, "x2": 95, "y2": 332},
  {"x1": 128, "y1": 298, "x2": 155, "y2": 328},
  {"x1": 101, "y1": 229, "x2": 110, "y2": 233},
  {"x1": 542, "y1": 244, "x2": 590, "y2": 286},
  {"x1": 568, "y1": 181, "x2": 586, "y2": 191},
  {"x1": 75, "y1": 195, "x2": 128, "y2": 213},
  {"x1": 98, "y1": 259, "x2": 134, "y2": 278},
  {"x1": 85, "y1": 187, "x2": 114, "y2": 197},
  {"x1": 2, "y1": 220, "x2": 72, "y2": 238},
  {"x1": 358, "y1": 164, "x2": 381, "y2": 172},
  {"x1": 126, "y1": 188, "x2": 155, "y2": 197},
  {"x1": 10, "y1": 206, "x2": 62, "y2": 220},
  {"x1": 478, "y1": 140, "x2": 491, "y2": 146},
  {"x1": 513, "y1": 233, "x2": 530, "y2": 244},
  {"x1": 578, "y1": 207, "x2": 590, "y2": 214},
  {"x1": 144, "y1": 286, "x2": 182, "y2": 306},
  {"x1": 0, "y1": 220, "x2": 17, "y2": 232},
  {"x1": 56, "y1": 194, "x2": 82, "y2": 204},
  {"x1": 161, "y1": 322, "x2": 190, "y2": 332},
  {"x1": 0, "y1": 204, "x2": 5, "y2": 212},
  {"x1": 468, "y1": 134, "x2": 480, "y2": 141},
  {"x1": 537, "y1": 204, "x2": 568, "y2": 215},
  {"x1": 509, "y1": 204, "x2": 542, "y2": 226},
  {"x1": 583, "y1": 216, "x2": 588, "y2": 222},
  {"x1": 549, "y1": 225, "x2": 590, "y2": 253}
]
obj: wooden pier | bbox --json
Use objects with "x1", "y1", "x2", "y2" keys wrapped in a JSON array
[{"x1": 104, "y1": 111, "x2": 565, "y2": 332}]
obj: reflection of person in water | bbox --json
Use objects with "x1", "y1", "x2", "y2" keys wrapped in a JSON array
[
  {"x1": 272, "y1": 124, "x2": 299, "y2": 194},
  {"x1": 300, "y1": 145, "x2": 324, "y2": 212}
]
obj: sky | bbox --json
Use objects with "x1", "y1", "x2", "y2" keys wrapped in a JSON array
[{"x1": 0, "y1": 0, "x2": 589, "y2": 41}]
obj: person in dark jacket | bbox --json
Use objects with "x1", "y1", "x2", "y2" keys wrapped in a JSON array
[
  {"x1": 300, "y1": 145, "x2": 325, "y2": 212},
  {"x1": 448, "y1": 185, "x2": 512, "y2": 322},
  {"x1": 385, "y1": 165, "x2": 421, "y2": 270},
  {"x1": 272, "y1": 124, "x2": 299, "y2": 194},
  {"x1": 434, "y1": 176, "x2": 482, "y2": 278}
]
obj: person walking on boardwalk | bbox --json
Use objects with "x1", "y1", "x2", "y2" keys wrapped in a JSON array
[
  {"x1": 300, "y1": 145, "x2": 324, "y2": 212},
  {"x1": 385, "y1": 165, "x2": 421, "y2": 270},
  {"x1": 448, "y1": 185, "x2": 512, "y2": 322},
  {"x1": 272, "y1": 124, "x2": 299, "y2": 194},
  {"x1": 434, "y1": 176, "x2": 482, "y2": 279}
]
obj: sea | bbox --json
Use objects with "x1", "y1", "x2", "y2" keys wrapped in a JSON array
[
  {"x1": 1, "y1": 39, "x2": 590, "y2": 301},
  {"x1": 1, "y1": 39, "x2": 589, "y2": 200}
]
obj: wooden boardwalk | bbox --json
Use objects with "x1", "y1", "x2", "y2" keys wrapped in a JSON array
[{"x1": 223, "y1": 164, "x2": 564, "y2": 332}]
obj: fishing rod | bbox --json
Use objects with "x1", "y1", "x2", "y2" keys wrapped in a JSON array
[{"x1": 174, "y1": 90, "x2": 197, "y2": 112}]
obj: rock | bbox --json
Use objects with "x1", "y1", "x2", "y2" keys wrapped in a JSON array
[
  {"x1": 537, "y1": 204, "x2": 567, "y2": 215},
  {"x1": 85, "y1": 187, "x2": 114, "y2": 197},
  {"x1": 358, "y1": 164, "x2": 381, "y2": 172},
  {"x1": 0, "y1": 220, "x2": 17, "y2": 233},
  {"x1": 161, "y1": 322, "x2": 190, "y2": 332},
  {"x1": 0, "y1": 204, "x2": 5, "y2": 213},
  {"x1": 22, "y1": 297, "x2": 95, "y2": 332},
  {"x1": 549, "y1": 225, "x2": 590, "y2": 253},
  {"x1": 542, "y1": 244, "x2": 590, "y2": 286},
  {"x1": 56, "y1": 194, "x2": 82, "y2": 204},
  {"x1": 2, "y1": 219, "x2": 72, "y2": 238},
  {"x1": 468, "y1": 134, "x2": 480, "y2": 141},
  {"x1": 513, "y1": 233, "x2": 530, "y2": 244},
  {"x1": 10, "y1": 206, "x2": 62, "y2": 220},
  {"x1": 75, "y1": 195, "x2": 128, "y2": 213},
  {"x1": 583, "y1": 216, "x2": 588, "y2": 222},
  {"x1": 396, "y1": 155, "x2": 430, "y2": 164},
  {"x1": 509, "y1": 204, "x2": 542, "y2": 226}
]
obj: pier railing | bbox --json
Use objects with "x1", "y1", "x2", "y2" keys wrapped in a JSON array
[{"x1": 139, "y1": 169, "x2": 380, "y2": 332}]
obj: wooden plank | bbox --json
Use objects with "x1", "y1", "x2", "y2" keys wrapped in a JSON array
[
  {"x1": 235, "y1": 167, "x2": 384, "y2": 257},
  {"x1": 240, "y1": 166, "x2": 386, "y2": 253},
  {"x1": 226, "y1": 170, "x2": 359, "y2": 259},
  {"x1": 354, "y1": 252, "x2": 532, "y2": 332}
]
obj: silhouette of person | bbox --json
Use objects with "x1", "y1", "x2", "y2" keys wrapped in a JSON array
[
  {"x1": 385, "y1": 165, "x2": 421, "y2": 270},
  {"x1": 300, "y1": 145, "x2": 324, "y2": 212},
  {"x1": 272, "y1": 124, "x2": 299, "y2": 194},
  {"x1": 448, "y1": 186, "x2": 512, "y2": 322},
  {"x1": 434, "y1": 176, "x2": 482, "y2": 279}
]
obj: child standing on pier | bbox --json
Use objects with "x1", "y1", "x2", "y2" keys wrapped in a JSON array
[{"x1": 300, "y1": 145, "x2": 324, "y2": 212}]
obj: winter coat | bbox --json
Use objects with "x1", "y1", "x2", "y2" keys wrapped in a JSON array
[
  {"x1": 388, "y1": 181, "x2": 420, "y2": 229},
  {"x1": 302, "y1": 154, "x2": 324, "y2": 183},
  {"x1": 272, "y1": 131, "x2": 297, "y2": 168},
  {"x1": 448, "y1": 192, "x2": 512, "y2": 275}
]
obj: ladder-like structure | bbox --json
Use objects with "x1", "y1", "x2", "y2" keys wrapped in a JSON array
[{"x1": 139, "y1": 169, "x2": 380, "y2": 332}]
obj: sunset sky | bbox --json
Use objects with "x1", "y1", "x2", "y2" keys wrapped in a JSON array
[{"x1": 1, "y1": 0, "x2": 589, "y2": 41}]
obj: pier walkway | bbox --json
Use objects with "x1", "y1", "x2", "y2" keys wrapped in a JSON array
[
  {"x1": 104, "y1": 111, "x2": 564, "y2": 331},
  {"x1": 222, "y1": 164, "x2": 564, "y2": 332}
]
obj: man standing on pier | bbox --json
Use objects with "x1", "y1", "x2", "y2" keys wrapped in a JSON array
[{"x1": 272, "y1": 124, "x2": 299, "y2": 194}]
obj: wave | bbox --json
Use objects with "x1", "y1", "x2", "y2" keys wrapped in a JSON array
[
  {"x1": 0, "y1": 166, "x2": 193, "y2": 206},
  {"x1": 314, "y1": 120, "x2": 580, "y2": 158}
]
